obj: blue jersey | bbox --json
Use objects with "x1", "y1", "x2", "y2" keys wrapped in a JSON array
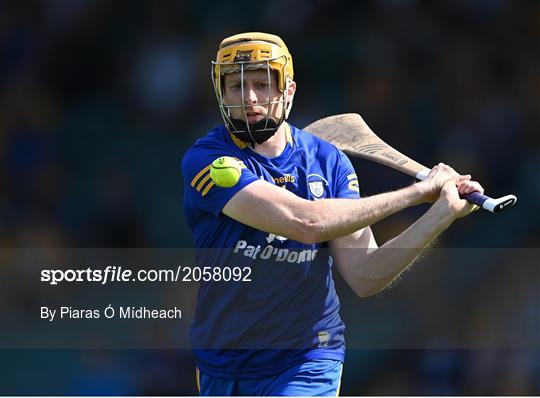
[{"x1": 181, "y1": 123, "x2": 360, "y2": 379}]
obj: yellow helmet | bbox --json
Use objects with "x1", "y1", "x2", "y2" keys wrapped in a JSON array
[
  {"x1": 211, "y1": 32, "x2": 295, "y2": 145},
  {"x1": 213, "y1": 32, "x2": 293, "y2": 92}
]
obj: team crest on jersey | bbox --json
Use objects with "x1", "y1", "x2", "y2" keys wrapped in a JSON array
[
  {"x1": 318, "y1": 331, "x2": 330, "y2": 347},
  {"x1": 307, "y1": 174, "x2": 329, "y2": 199},
  {"x1": 309, "y1": 181, "x2": 324, "y2": 198}
]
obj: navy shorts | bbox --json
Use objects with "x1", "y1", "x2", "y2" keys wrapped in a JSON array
[{"x1": 197, "y1": 359, "x2": 343, "y2": 396}]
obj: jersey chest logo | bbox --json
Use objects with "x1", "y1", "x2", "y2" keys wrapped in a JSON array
[
  {"x1": 308, "y1": 181, "x2": 324, "y2": 198},
  {"x1": 307, "y1": 174, "x2": 329, "y2": 199}
]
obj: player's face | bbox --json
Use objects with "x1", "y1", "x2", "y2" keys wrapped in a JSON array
[{"x1": 223, "y1": 69, "x2": 283, "y2": 124}]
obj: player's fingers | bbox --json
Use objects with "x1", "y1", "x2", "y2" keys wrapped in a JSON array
[
  {"x1": 442, "y1": 164, "x2": 459, "y2": 177},
  {"x1": 458, "y1": 174, "x2": 471, "y2": 181},
  {"x1": 435, "y1": 163, "x2": 461, "y2": 179},
  {"x1": 458, "y1": 181, "x2": 484, "y2": 195},
  {"x1": 466, "y1": 181, "x2": 484, "y2": 194}
]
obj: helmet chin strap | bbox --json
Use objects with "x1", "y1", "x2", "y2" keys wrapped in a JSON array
[{"x1": 228, "y1": 117, "x2": 280, "y2": 145}]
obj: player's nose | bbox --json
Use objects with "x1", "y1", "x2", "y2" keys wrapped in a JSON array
[{"x1": 243, "y1": 87, "x2": 258, "y2": 105}]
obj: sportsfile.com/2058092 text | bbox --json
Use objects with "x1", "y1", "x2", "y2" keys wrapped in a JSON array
[{"x1": 40, "y1": 266, "x2": 252, "y2": 285}]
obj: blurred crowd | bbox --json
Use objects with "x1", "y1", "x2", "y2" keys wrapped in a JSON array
[{"x1": 0, "y1": 0, "x2": 538, "y2": 395}]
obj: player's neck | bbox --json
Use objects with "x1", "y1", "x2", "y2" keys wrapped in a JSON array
[{"x1": 251, "y1": 123, "x2": 289, "y2": 158}]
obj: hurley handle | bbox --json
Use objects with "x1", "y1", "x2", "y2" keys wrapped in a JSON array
[{"x1": 415, "y1": 169, "x2": 517, "y2": 213}]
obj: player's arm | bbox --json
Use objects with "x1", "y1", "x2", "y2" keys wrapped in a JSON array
[
  {"x1": 222, "y1": 164, "x2": 464, "y2": 244},
  {"x1": 330, "y1": 178, "x2": 483, "y2": 298}
]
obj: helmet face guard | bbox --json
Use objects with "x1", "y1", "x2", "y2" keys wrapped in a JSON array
[
  {"x1": 211, "y1": 57, "x2": 292, "y2": 145},
  {"x1": 211, "y1": 33, "x2": 294, "y2": 146}
]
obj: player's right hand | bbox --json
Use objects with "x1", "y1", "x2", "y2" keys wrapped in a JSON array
[
  {"x1": 437, "y1": 178, "x2": 484, "y2": 219},
  {"x1": 417, "y1": 163, "x2": 471, "y2": 203}
]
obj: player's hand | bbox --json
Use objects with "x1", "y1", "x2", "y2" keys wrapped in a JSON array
[
  {"x1": 417, "y1": 163, "x2": 471, "y2": 203},
  {"x1": 437, "y1": 178, "x2": 484, "y2": 219}
]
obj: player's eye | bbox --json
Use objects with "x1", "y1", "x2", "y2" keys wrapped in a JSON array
[
  {"x1": 254, "y1": 82, "x2": 268, "y2": 89},
  {"x1": 228, "y1": 83, "x2": 241, "y2": 90}
]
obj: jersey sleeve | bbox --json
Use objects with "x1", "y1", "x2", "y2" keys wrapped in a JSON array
[
  {"x1": 182, "y1": 146, "x2": 260, "y2": 217},
  {"x1": 334, "y1": 149, "x2": 361, "y2": 199}
]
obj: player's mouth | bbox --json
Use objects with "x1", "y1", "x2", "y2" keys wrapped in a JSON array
[{"x1": 245, "y1": 112, "x2": 266, "y2": 124}]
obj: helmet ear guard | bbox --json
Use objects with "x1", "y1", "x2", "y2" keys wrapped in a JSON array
[{"x1": 211, "y1": 32, "x2": 294, "y2": 145}]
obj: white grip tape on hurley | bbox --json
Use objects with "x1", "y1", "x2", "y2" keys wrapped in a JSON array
[{"x1": 416, "y1": 168, "x2": 431, "y2": 181}]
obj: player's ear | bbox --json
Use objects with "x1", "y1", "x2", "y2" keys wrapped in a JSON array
[
  {"x1": 286, "y1": 79, "x2": 296, "y2": 99},
  {"x1": 285, "y1": 79, "x2": 296, "y2": 118}
]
